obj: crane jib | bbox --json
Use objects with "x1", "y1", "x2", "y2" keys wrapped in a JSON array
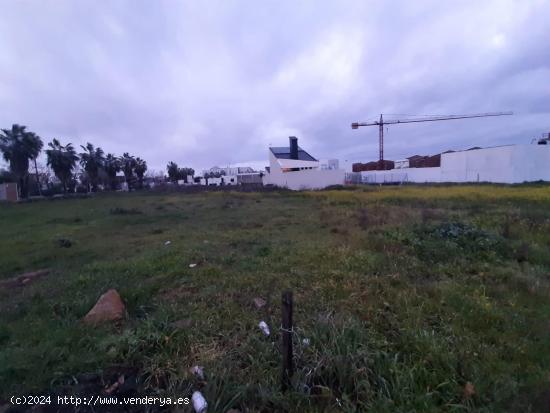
[{"x1": 350, "y1": 111, "x2": 513, "y2": 164}]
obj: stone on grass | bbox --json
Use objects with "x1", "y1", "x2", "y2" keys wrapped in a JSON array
[{"x1": 83, "y1": 289, "x2": 126, "y2": 325}]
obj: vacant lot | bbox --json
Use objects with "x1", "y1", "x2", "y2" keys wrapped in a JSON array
[{"x1": 1, "y1": 185, "x2": 550, "y2": 412}]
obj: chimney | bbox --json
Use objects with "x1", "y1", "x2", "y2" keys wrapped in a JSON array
[{"x1": 289, "y1": 136, "x2": 298, "y2": 160}]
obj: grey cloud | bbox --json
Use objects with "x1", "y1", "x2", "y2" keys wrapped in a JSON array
[{"x1": 0, "y1": 0, "x2": 549, "y2": 172}]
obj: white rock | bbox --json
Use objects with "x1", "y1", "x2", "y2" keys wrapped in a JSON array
[
  {"x1": 258, "y1": 321, "x2": 270, "y2": 336},
  {"x1": 192, "y1": 391, "x2": 208, "y2": 413}
]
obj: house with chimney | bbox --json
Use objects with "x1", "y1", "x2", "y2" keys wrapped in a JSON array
[{"x1": 262, "y1": 137, "x2": 345, "y2": 190}]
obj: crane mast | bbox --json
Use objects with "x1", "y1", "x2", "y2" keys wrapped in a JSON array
[{"x1": 351, "y1": 111, "x2": 513, "y2": 168}]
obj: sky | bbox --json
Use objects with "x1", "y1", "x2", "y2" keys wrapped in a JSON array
[{"x1": 1, "y1": 0, "x2": 549, "y2": 173}]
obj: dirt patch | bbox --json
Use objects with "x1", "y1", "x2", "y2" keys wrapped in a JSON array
[
  {"x1": 0, "y1": 269, "x2": 50, "y2": 291},
  {"x1": 1, "y1": 366, "x2": 150, "y2": 413}
]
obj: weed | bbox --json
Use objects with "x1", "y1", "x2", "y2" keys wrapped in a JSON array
[{"x1": 56, "y1": 238, "x2": 72, "y2": 248}]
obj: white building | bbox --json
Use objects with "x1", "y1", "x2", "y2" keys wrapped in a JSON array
[
  {"x1": 199, "y1": 175, "x2": 239, "y2": 186},
  {"x1": 202, "y1": 166, "x2": 255, "y2": 176},
  {"x1": 360, "y1": 144, "x2": 550, "y2": 184},
  {"x1": 321, "y1": 159, "x2": 340, "y2": 170},
  {"x1": 394, "y1": 159, "x2": 410, "y2": 169},
  {"x1": 328, "y1": 159, "x2": 339, "y2": 170},
  {"x1": 263, "y1": 137, "x2": 345, "y2": 190}
]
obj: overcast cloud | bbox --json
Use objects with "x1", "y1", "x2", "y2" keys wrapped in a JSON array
[{"x1": 1, "y1": 0, "x2": 549, "y2": 172}]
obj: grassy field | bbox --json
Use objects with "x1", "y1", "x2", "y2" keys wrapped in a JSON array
[{"x1": 1, "y1": 185, "x2": 550, "y2": 412}]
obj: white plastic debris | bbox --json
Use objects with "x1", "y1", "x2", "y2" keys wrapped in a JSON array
[
  {"x1": 189, "y1": 263, "x2": 197, "y2": 268},
  {"x1": 164, "y1": 241, "x2": 171, "y2": 246},
  {"x1": 190, "y1": 365, "x2": 204, "y2": 380},
  {"x1": 302, "y1": 338, "x2": 310, "y2": 346},
  {"x1": 258, "y1": 321, "x2": 270, "y2": 336},
  {"x1": 192, "y1": 391, "x2": 208, "y2": 413},
  {"x1": 253, "y1": 297, "x2": 266, "y2": 309}
]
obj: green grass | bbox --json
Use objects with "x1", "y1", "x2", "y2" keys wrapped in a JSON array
[{"x1": 1, "y1": 186, "x2": 550, "y2": 412}]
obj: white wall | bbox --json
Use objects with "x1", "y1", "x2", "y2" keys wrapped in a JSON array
[
  {"x1": 264, "y1": 150, "x2": 345, "y2": 189},
  {"x1": 224, "y1": 175, "x2": 238, "y2": 185},
  {"x1": 360, "y1": 145, "x2": 550, "y2": 184},
  {"x1": 441, "y1": 145, "x2": 550, "y2": 183},
  {"x1": 264, "y1": 168, "x2": 345, "y2": 190},
  {"x1": 361, "y1": 167, "x2": 441, "y2": 184}
]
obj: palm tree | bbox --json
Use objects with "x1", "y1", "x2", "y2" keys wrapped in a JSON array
[
  {"x1": 0, "y1": 124, "x2": 43, "y2": 198},
  {"x1": 79, "y1": 143, "x2": 105, "y2": 192},
  {"x1": 45, "y1": 138, "x2": 79, "y2": 193},
  {"x1": 134, "y1": 157, "x2": 147, "y2": 189},
  {"x1": 121, "y1": 153, "x2": 136, "y2": 191},
  {"x1": 104, "y1": 153, "x2": 121, "y2": 191},
  {"x1": 28, "y1": 132, "x2": 44, "y2": 196}
]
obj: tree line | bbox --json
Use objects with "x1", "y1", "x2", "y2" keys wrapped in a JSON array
[
  {"x1": 166, "y1": 162, "x2": 195, "y2": 184},
  {"x1": 0, "y1": 124, "x2": 147, "y2": 198}
]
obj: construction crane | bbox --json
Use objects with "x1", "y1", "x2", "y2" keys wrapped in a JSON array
[{"x1": 351, "y1": 112, "x2": 513, "y2": 167}]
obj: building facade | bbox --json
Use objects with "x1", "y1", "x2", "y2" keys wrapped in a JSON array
[{"x1": 263, "y1": 137, "x2": 345, "y2": 190}]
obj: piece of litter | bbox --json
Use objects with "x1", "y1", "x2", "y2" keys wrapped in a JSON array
[
  {"x1": 190, "y1": 365, "x2": 204, "y2": 380},
  {"x1": 302, "y1": 338, "x2": 310, "y2": 346},
  {"x1": 192, "y1": 391, "x2": 208, "y2": 413},
  {"x1": 189, "y1": 263, "x2": 197, "y2": 268},
  {"x1": 258, "y1": 321, "x2": 270, "y2": 336},
  {"x1": 164, "y1": 241, "x2": 171, "y2": 246},
  {"x1": 253, "y1": 297, "x2": 266, "y2": 309},
  {"x1": 105, "y1": 375, "x2": 125, "y2": 394}
]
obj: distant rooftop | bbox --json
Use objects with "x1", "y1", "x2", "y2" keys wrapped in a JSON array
[{"x1": 270, "y1": 147, "x2": 317, "y2": 162}]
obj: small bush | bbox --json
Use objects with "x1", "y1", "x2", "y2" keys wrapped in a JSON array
[
  {"x1": 57, "y1": 238, "x2": 72, "y2": 248},
  {"x1": 409, "y1": 222, "x2": 509, "y2": 263}
]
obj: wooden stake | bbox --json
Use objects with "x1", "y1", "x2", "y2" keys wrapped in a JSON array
[{"x1": 281, "y1": 290, "x2": 293, "y2": 392}]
